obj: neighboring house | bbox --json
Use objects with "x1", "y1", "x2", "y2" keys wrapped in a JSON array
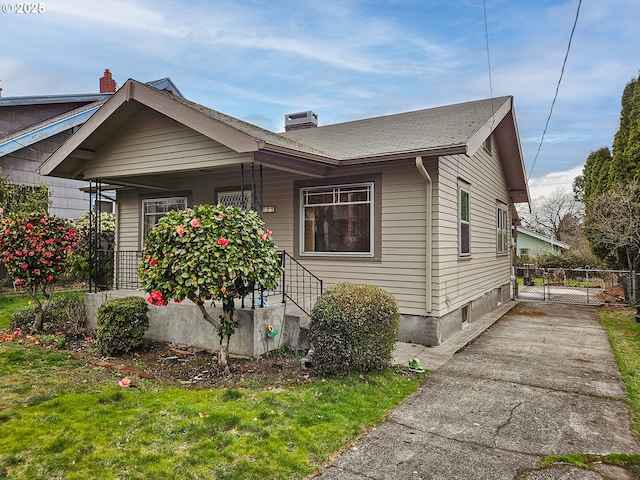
[
  {"x1": 515, "y1": 226, "x2": 570, "y2": 257},
  {"x1": 0, "y1": 71, "x2": 182, "y2": 219},
  {"x1": 40, "y1": 78, "x2": 530, "y2": 347}
]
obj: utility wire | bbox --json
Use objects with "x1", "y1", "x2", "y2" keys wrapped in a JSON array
[
  {"x1": 483, "y1": 0, "x2": 496, "y2": 129},
  {"x1": 527, "y1": 0, "x2": 582, "y2": 181}
]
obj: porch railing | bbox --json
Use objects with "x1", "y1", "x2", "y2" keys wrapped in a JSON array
[
  {"x1": 280, "y1": 251, "x2": 323, "y2": 317},
  {"x1": 90, "y1": 249, "x2": 323, "y2": 316}
]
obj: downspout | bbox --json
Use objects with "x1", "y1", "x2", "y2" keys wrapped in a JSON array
[{"x1": 415, "y1": 157, "x2": 432, "y2": 313}]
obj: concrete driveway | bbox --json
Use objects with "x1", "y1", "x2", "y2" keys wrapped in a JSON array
[{"x1": 315, "y1": 301, "x2": 640, "y2": 479}]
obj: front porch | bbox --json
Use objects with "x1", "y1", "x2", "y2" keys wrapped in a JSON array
[{"x1": 86, "y1": 249, "x2": 322, "y2": 357}]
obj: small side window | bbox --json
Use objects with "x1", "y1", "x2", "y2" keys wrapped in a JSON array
[{"x1": 459, "y1": 184, "x2": 470, "y2": 256}]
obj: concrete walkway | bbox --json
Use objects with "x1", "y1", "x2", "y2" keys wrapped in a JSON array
[{"x1": 315, "y1": 301, "x2": 640, "y2": 479}]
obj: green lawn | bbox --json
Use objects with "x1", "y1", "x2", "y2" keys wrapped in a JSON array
[
  {"x1": 601, "y1": 306, "x2": 640, "y2": 434},
  {"x1": 0, "y1": 294, "x2": 422, "y2": 479}
]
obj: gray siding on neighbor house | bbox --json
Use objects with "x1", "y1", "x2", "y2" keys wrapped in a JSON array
[
  {"x1": 86, "y1": 109, "x2": 251, "y2": 179},
  {"x1": 0, "y1": 130, "x2": 90, "y2": 219},
  {"x1": 431, "y1": 135, "x2": 511, "y2": 319},
  {"x1": 0, "y1": 102, "x2": 93, "y2": 219}
]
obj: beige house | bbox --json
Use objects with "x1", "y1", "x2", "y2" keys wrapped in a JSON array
[{"x1": 40, "y1": 78, "x2": 529, "y2": 347}]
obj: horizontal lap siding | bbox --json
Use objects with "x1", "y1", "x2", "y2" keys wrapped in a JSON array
[
  {"x1": 86, "y1": 110, "x2": 250, "y2": 178},
  {"x1": 114, "y1": 159, "x2": 428, "y2": 315},
  {"x1": 286, "y1": 161, "x2": 428, "y2": 315},
  {"x1": 432, "y1": 142, "x2": 511, "y2": 316}
]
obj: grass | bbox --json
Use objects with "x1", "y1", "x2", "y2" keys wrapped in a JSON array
[
  {"x1": 0, "y1": 294, "x2": 33, "y2": 329},
  {"x1": 600, "y1": 306, "x2": 640, "y2": 434},
  {"x1": 0, "y1": 294, "x2": 422, "y2": 479}
]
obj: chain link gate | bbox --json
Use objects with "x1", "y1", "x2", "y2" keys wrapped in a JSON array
[{"x1": 516, "y1": 266, "x2": 636, "y2": 306}]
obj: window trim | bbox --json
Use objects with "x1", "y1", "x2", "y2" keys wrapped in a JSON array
[
  {"x1": 139, "y1": 194, "x2": 190, "y2": 248},
  {"x1": 459, "y1": 181, "x2": 471, "y2": 257},
  {"x1": 293, "y1": 174, "x2": 382, "y2": 261},
  {"x1": 496, "y1": 203, "x2": 509, "y2": 255}
]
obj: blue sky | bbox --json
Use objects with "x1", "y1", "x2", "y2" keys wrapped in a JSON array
[{"x1": 1, "y1": 0, "x2": 638, "y2": 199}]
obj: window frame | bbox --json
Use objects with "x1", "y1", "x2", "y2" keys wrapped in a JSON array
[
  {"x1": 459, "y1": 182, "x2": 471, "y2": 257},
  {"x1": 299, "y1": 181, "x2": 375, "y2": 258},
  {"x1": 496, "y1": 203, "x2": 509, "y2": 255},
  {"x1": 140, "y1": 196, "x2": 188, "y2": 245}
]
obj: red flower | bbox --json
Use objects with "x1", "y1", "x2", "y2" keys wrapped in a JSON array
[
  {"x1": 46, "y1": 275, "x2": 54, "y2": 281},
  {"x1": 267, "y1": 230, "x2": 272, "y2": 237},
  {"x1": 14, "y1": 279, "x2": 23, "y2": 285},
  {"x1": 176, "y1": 225, "x2": 185, "y2": 236},
  {"x1": 217, "y1": 238, "x2": 229, "y2": 247},
  {"x1": 26, "y1": 223, "x2": 34, "y2": 229},
  {"x1": 15, "y1": 250, "x2": 22, "y2": 256},
  {"x1": 189, "y1": 218, "x2": 201, "y2": 228},
  {"x1": 40, "y1": 218, "x2": 47, "y2": 224},
  {"x1": 260, "y1": 233, "x2": 267, "y2": 241},
  {"x1": 149, "y1": 259, "x2": 158, "y2": 266},
  {"x1": 33, "y1": 269, "x2": 40, "y2": 275},
  {"x1": 45, "y1": 238, "x2": 54, "y2": 245},
  {"x1": 21, "y1": 263, "x2": 28, "y2": 270}
]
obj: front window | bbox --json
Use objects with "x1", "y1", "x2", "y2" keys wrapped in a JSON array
[
  {"x1": 301, "y1": 182, "x2": 373, "y2": 256},
  {"x1": 142, "y1": 197, "x2": 187, "y2": 240},
  {"x1": 497, "y1": 204, "x2": 508, "y2": 254}
]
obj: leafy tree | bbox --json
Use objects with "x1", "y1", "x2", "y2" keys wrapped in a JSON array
[
  {"x1": 579, "y1": 74, "x2": 639, "y2": 203},
  {"x1": 0, "y1": 174, "x2": 50, "y2": 216},
  {"x1": 138, "y1": 203, "x2": 282, "y2": 368},
  {"x1": 0, "y1": 212, "x2": 78, "y2": 330},
  {"x1": 610, "y1": 75, "x2": 640, "y2": 185},
  {"x1": 576, "y1": 147, "x2": 613, "y2": 202},
  {"x1": 67, "y1": 211, "x2": 116, "y2": 280},
  {"x1": 585, "y1": 179, "x2": 640, "y2": 272},
  {"x1": 518, "y1": 188, "x2": 583, "y2": 243}
]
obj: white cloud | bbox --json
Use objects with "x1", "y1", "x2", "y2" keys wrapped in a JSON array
[{"x1": 527, "y1": 164, "x2": 584, "y2": 201}]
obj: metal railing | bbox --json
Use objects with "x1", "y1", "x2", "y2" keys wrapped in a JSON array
[
  {"x1": 91, "y1": 249, "x2": 324, "y2": 316},
  {"x1": 516, "y1": 266, "x2": 636, "y2": 305},
  {"x1": 280, "y1": 251, "x2": 323, "y2": 316}
]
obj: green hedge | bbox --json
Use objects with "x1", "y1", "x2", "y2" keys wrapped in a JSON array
[
  {"x1": 309, "y1": 283, "x2": 399, "y2": 377},
  {"x1": 96, "y1": 296, "x2": 149, "y2": 356}
]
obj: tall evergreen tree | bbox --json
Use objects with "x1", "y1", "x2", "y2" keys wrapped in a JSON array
[{"x1": 610, "y1": 75, "x2": 640, "y2": 185}]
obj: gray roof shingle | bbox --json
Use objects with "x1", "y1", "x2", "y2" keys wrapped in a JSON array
[{"x1": 281, "y1": 96, "x2": 511, "y2": 160}]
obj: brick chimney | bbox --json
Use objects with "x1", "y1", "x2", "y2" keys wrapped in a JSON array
[
  {"x1": 284, "y1": 111, "x2": 318, "y2": 131},
  {"x1": 99, "y1": 69, "x2": 116, "y2": 93}
]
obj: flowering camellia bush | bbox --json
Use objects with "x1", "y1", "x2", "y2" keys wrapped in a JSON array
[
  {"x1": 0, "y1": 212, "x2": 77, "y2": 330},
  {"x1": 138, "y1": 203, "x2": 282, "y2": 368}
]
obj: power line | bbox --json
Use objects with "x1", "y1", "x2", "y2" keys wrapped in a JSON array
[
  {"x1": 527, "y1": 0, "x2": 582, "y2": 181},
  {"x1": 483, "y1": 0, "x2": 496, "y2": 129}
]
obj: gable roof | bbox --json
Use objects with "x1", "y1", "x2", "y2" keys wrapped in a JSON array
[
  {"x1": 283, "y1": 96, "x2": 511, "y2": 161},
  {"x1": 40, "y1": 78, "x2": 529, "y2": 203}
]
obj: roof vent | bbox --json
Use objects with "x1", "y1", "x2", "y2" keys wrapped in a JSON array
[{"x1": 284, "y1": 111, "x2": 318, "y2": 131}]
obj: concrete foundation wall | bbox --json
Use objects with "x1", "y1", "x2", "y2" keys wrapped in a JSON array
[
  {"x1": 86, "y1": 291, "x2": 302, "y2": 358},
  {"x1": 398, "y1": 282, "x2": 510, "y2": 346}
]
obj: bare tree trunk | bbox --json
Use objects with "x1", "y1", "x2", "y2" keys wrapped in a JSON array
[{"x1": 194, "y1": 302, "x2": 231, "y2": 370}]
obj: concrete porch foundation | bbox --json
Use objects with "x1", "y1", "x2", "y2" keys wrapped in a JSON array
[{"x1": 85, "y1": 290, "x2": 306, "y2": 358}]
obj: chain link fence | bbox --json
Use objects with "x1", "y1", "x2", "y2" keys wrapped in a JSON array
[{"x1": 516, "y1": 266, "x2": 637, "y2": 306}]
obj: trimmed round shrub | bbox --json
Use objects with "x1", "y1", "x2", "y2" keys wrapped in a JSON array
[
  {"x1": 309, "y1": 283, "x2": 399, "y2": 377},
  {"x1": 96, "y1": 296, "x2": 149, "y2": 356}
]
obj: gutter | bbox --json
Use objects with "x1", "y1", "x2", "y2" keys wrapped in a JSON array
[{"x1": 415, "y1": 156, "x2": 432, "y2": 313}]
